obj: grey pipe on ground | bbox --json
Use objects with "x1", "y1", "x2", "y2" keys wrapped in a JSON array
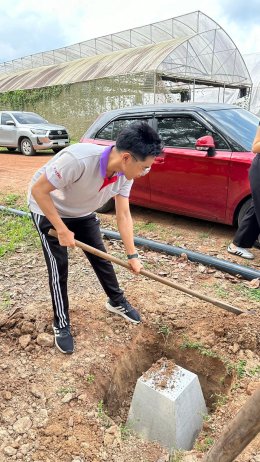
[{"x1": 1, "y1": 205, "x2": 260, "y2": 281}]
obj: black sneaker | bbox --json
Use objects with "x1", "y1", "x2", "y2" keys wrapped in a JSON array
[
  {"x1": 52, "y1": 325, "x2": 74, "y2": 354},
  {"x1": 105, "y1": 298, "x2": 141, "y2": 324}
]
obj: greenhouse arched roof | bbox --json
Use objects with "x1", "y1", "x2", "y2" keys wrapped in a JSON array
[{"x1": 0, "y1": 11, "x2": 251, "y2": 92}]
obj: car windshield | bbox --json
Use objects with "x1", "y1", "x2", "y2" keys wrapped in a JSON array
[
  {"x1": 208, "y1": 108, "x2": 259, "y2": 151},
  {"x1": 12, "y1": 112, "x2": 48, "y2": 124}
]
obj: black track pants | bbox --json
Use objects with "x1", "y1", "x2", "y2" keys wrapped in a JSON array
[
  {"x1": 233, "y1": 154, "x2": 260, "y2": 248},
  {"x1": 31, "y1": 212, "x2": 124, "y2": 328}
]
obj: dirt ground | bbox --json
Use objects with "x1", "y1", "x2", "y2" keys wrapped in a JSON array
[{"x1": 0, "y1": 150, "x2": 260, "y2": 462}]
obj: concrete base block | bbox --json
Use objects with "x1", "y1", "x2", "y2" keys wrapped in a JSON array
[{"x1": 127, "y1": 359, "x2": 207, "y2": 451}]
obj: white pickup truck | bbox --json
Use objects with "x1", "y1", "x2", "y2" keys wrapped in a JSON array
[{"x1": 0, "y1": 111, "x2": 70, "y2": 156}]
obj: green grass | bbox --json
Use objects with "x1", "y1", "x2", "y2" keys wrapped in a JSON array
[
  {"x1": 212, "y1": 283, "x2": 228, "y2": 299},
  {"x1": 133, "y1": 221, "x2": 158, "y2": 234},
  {"x1": 0, "y1": 291, "x2": 11, "y2": 310},
  {"x1": 0, "y1": 212, "x2": 40, "y2": 257},
  {"x1": 180, "y1": 337, "x2": 218, "y2": 358},
  {"x1": 194, "y1": 436, "x2": 214, "y2": 452},
  {"x1": 158, "y1": 324, "x2": 171, "y2": 337},
  {"x1": 2, "y1": 193, "x2": 21, "y2": 207},
  {"x1": 169, "y1": 450, "x2": 184, "y2": 462},
  {"x1": 212, "y1": 392, "x2": 228, "y2": 408},
  {"x1": 199, "y1": 232, "x2": 210, "y2": 239},
  {"x1": 0, "y1": 192, "x2": 28, "y2": 211},
  {"x1": 226, "y1": 359, "x2": 248, "y2": 379},
  {"x1": 57, "y1": 386, "x2": 75, "y2": 396},
  {"x1": 97, "y1": 399, "x2": 105, "y2": 418},
  {"x1": 235, "y1": 284, "x2": 260, "y2": 302},
  {"x1": 119, "y1": 423, "x2": 132, "y2": 440},
  {"x1": 85, "y1": 374, "x2": 95, "y2": 384},
  {"x1": 235, "y1": 360, "x2": 247, "y2": 378},
  {"x1": 249, "y1": 365, "x2": 260, "y2": 377}
]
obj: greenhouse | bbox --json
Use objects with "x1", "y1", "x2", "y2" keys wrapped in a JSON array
[{"x1": 0, "y1": 11, "x2": 253, "y2": 139}]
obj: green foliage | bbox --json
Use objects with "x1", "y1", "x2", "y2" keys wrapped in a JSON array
[
  {"x1": 0, "y1": 85, "x2": 71, "y2": 111},
  {"x1": 0, "y1": 192, "x2": 29, "y2": 211},
  {"x1": 85, "y1": 374, "x2": 95, "y2": 384},
  {"x1": 0, "y1": 212, "x2": 40, "y2": 257},
  {"x1": 119, "y1": 423, "x2": 131, "y2": 440},
  {"x1": 180, "y1": 337, "x2": 218, "y2": 358},
  {"x1": 0, "y1": 292, "x2": 11, "y2": 310},
  {"x1": 2, "y1": 193, "x2": 21, "y2": 207},
  {"x1": 97, "y1": 399, "x2": 104, "y2": 418},
  {"x1": 57, "y1": 386, "x2": 75, "y2": 396},
  {"x1": 226, "y1": 359, "x2": 247, "y2": 378},
  {"x1": 169, "y1": 450, "x2": 184, "y2": 461},
  {"x1": 235, "y1": 360, "x2": 247, "y2": 378},
  {"x1": 235, "y1": 284, "x2": 260, "y2": 302},
  {"x1": 199, "y1": 232, "x2": 210, "y2": 239},
  {"x1": 212, "y1": 283, "x2": 228, "y2": 298},
  {"x1": 194, "y1": 436, "x2": 214, "y2": 452},
  {"x1": 158, "y1": 324, "x2": 171, "y2": 337},
  {"x1": 133, "y1": 221, "x2": 158, "y2": 234},
  {"x1": 212, "y1": 392, "x2": 228, "y2": 408},
  {"x1": 248, "y1": 365, "x2": 260, "y2": 377}
]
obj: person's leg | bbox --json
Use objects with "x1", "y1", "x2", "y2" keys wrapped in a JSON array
[
  {"x1": 72, "y1": 214, "x2": 124, "y2": 302},
  {"x1": 228, "y1": 155, "x2": 260, "y2": 259},
  {"x1": 228, "y1": 203, "x2": 257, "y2": 259},
  {"x1": 232, "y1": 203, "x2": 259, "y2": 248},
  {"x1": 250, "y1": 154, "x2": 260, "y2": 231},
  {"x1": 31, "y1": 213, "x2": 74, "y2": 353},
  {"x1": 71, "y1": 214, "x2": 140, "y2": 323}
]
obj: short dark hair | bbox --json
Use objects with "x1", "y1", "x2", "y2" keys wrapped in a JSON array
[{"x1": 116, "y1": 121, "x2": 162, "y2": 160}]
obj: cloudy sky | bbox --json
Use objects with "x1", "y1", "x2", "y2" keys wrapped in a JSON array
[{"x1": 0, "y1": 0, "x2": 259, "y2": 63}]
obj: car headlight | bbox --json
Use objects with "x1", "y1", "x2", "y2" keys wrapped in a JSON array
[{"x1": 30, "y1": 129, "x2": 48, "y2": 135}]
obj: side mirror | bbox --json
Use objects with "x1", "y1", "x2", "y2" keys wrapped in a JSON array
[
  {"x1": 195, "y1": 135, "x2": 215, "y2": 157},
  {"x1": 195, "y1": 135, "x2": 215, "y2": 150},
  {"x1": 6, "y1": 120, "x2": 15, "y2": 126}
]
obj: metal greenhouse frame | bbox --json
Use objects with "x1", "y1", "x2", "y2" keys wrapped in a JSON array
[{"x1": 0, "y1": 11, "x2": 253, "y2": 137}]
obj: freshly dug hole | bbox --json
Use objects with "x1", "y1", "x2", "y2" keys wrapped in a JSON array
[{"x1": 103, "y1": 326, "x2": 232, "y2": 420}]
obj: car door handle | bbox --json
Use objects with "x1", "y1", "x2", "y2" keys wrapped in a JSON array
[{"x1": 154, "y1": 158, "x2": 165, "y2": 164}]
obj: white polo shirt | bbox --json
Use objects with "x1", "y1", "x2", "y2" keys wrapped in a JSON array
[{"x1": 28, "y1": 143, "x2": 133, "y2": 218}]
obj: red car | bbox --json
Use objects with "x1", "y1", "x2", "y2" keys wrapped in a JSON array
[{"x1": 80, "y1": 103, "x2": 259, "y2": 225}]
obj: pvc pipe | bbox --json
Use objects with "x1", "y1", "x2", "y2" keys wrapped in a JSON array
[
  {"x1": 1, "y1": 205, "x2": 260, "y2": 281},
  {"x1": 0, "y1": 206, "x2": 30, "y2": 217},
  {"x1": 100, "y1": 229, "x2": 260, "y2": 281}
]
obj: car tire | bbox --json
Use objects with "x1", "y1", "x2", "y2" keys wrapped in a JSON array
[
  {"x1": 20, "y1": 138, "x2": 36, "y2": 156},
  {"x1": 52, "y1": 147, "x2": 64, "y2": 154},
  {"x1": 237, "y1": 198, "x2": 253, "y2": 227},
  {"x1": 7, "y1": 147, "x2": 16, "y2": 152},
  {"x1": 95, "y1": 198, "x2": 115, "y2": 214}
]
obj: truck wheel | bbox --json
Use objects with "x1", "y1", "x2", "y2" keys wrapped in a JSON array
[
  {"x1": 52, "y1": 147, "x2": 64, "y2": 154},
  {"x1": 20, "y1": 138, "x2": 36, "y2": 156}
]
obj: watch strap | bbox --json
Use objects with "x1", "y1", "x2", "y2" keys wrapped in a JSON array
[{"x1": 127, "y1": 253, "x2": 139, "y2": 259}]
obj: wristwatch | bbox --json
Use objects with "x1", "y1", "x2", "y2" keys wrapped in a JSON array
[{"x1": 127, "y1": 253, "x2": 139, "y2": 259}]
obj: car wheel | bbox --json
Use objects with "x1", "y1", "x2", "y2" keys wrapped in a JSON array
[
  {"x1": 7, "y1": 147, "x2": 16, "y2": 152},
  {"x1": 20, "y1": 138, "x2": 36, "y2": 156},
  {"x1": 237, "y1": 198, "x2": 252, "y2": 227},
  {"x1": 52, "y1": 147, "x2": 64, "y2": 154},
  {"x1": 95, "y1": 198, "x2": 115, "y2": 213}
]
